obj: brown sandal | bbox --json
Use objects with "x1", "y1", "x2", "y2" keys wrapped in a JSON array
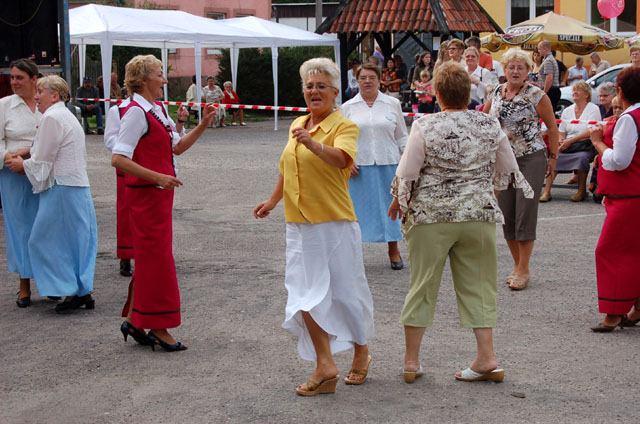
[
  {"x1": 344, "y1": 355, "x2": 372, "y2": 385},
  {"x1": 296, "y1": 375, "x2": 338, "y2": 396}
]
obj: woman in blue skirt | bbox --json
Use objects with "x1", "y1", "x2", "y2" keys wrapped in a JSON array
[
  {"x1": 342, "y1": 63, "x2": 408, "y2": 269},
  {"x1": 7, "y1": 75, "x2": 97, "y2": 314},
  {"x1": 0, "y1": 59, "x2": 41, "y2": 307}
]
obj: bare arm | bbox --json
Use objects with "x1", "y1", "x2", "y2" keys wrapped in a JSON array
[
  {"x1": 544, "y1": 73, "x2": 553, "y2": 93},
  {"x1": 111, "y1": 154, "x2": 182, "y2": 189},
  {"x1": 173, "y1": 104, "x2": 216, "y2": 155},
  {"x1": 292, "y1": 127, "x2": 352, "y2": 169},
  {"x1": 253, "y1": 174, "x2": 284, "y2": 219}
]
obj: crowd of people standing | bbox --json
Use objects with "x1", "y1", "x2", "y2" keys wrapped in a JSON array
[{"x1": 2, "y1": 38, "x2": 640, "y2": 398}]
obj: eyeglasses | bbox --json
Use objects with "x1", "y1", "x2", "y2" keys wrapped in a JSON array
[
  {"x1": 304, "y1": 83, "x2": 336, "y2": 92},
  {"x1": 357, "y1": 76, "x2": 378, "y2": 82}
]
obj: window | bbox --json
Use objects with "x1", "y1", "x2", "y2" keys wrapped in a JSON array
[
  {"x1": 207, "y1": 12, "x2": 226, "y2": 20},
  {"x1": 590, "y1": 0, "x2": 636, "y2": 34},
  {"x1": 508, "y1": 0, "x2": 555, "y2": 26}
]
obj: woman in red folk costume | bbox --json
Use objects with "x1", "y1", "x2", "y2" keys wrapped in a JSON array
[
  {"x1": 590, "y1": 66, "x2": 640, "y2": 332},
  {"x1": 112, "y1": 55, "x2": 215, "y2": 350}
]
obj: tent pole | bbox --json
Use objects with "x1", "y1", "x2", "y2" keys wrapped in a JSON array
[
  {"x1": 100, "y1": 39, "x2": 113, "y2": 127},
  {"x1": 162, "y1": 42, "x2": 169, "y2": 104},
  {"x1": 195, "y1": 41, "x2": 202, "y2": 122},
  {"x1": 231, "y1": 45, "x2": 239, "y2": 91},
  {"x1": 79, "y1": 40, "x2": 86, "y2": 87},
  {"x1": 271, "y1": 46, "x2": 279, "y2": 131},
  {"x1": 333, "y1": 41, "x2": 342, "y2": 104}
]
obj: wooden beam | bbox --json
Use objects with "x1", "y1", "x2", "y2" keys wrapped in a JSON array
[
  {"x1": 428, "y1": 0, "x2": 450, "y2": 35},
  {"x1": 390, "y1": 32, "x2": 412, "y2": 54},
  {"x1": 407, "y1": 32, "x2": 430, "y2": 52},
  {"x1": 338, "y1": 32, "x2": 349, "y2": 94},
  {"x1": 346, "y1": 32, "x2": 368, "y2": 55}
]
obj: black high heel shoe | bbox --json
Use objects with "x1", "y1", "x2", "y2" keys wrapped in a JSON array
[
  {"x1": 16, "y1": 292, "x2": 31, "y2": 308},
  {"x1": 621, "y1": 315, "x2": 640, "y2": 327},
  {"x1": 120, "y1": 321, "x2": 152, "y2": 346},
  {"x1": 54, "y1": 294, "x2": 95, "y2": 314},
  {"x1": 591, "y1": 315, "x2": 625, "y2": 332},
  {"x1": 119, "y1": 259, "x2": 133, "y2": 277},
  {"x1": 147, "y1": 331, "x2": 188, "y2": 352}
]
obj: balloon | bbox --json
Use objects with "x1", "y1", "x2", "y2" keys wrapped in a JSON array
[{"x1": 597, "y1": 0, "x2": 625, "y2": 19}]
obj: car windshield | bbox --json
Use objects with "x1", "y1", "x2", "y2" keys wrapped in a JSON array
[{"x1": 594, "y1": 68, "x2": 620, "y2": 86}]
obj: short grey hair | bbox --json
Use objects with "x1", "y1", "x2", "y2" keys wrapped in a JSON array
[
  {"x1": 598, "y1": 81, "x2": 616, "y2": 96},
  {"x1": 299, "y1": 57, "x2": 340, "y2": 90},
  {"x1": 37, "y1": 75, "x2": 70, "y2": 102}
]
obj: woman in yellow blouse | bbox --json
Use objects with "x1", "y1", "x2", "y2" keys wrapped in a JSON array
[{"x1": 254, "y1": 58, "x2": 374, "y2": 396}]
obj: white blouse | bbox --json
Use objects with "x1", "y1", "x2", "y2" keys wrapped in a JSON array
[
  {"x1": 103, "y1": 98, "x2": 131, "y2": 152},
  {"x1": 0, "y1": 94, "x2": 41, "y2": 169},
  {"x1": 602, "y1": 103, "x2": 640, "y2": 171},
  {"x1": 558, "y1": 102, "x2": 602, "y2": 140},
  {"x1": 469, "y1": 66, "x2": 497, "y2": 104},
  {"x1": 23, "y1": 102, "x2": 90, "y2": 193},
  {"x1": 112, "y1": 93, "x2": 181, "y2": 159},
  {"x1": 341, "y1": 92, "x2": 408, "y2": 166}
]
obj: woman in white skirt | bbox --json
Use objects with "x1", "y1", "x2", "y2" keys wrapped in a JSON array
[
  {"x1": 342, "y1": 62, "x2": 408, "y2": 270},
  {"x1": 7, "y1": 75, "x2": 97, "y2": 314},
  {"x1": 254, "y1": 58, "x2": 374, "y2": 396}
]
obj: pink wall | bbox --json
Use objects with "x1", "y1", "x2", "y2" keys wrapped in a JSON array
[{"x1": 133, "y1": 0, "x2": 272, "y2": 80}]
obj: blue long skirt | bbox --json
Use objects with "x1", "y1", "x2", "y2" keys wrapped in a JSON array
[
  {"x1": 349, "y1": 164, "x2": 402, "y2": 243},
  {"x1": 0, "y1": 167, "x2": 39, "y2": 278},
  {"x1": 28, "y1": 185, "x2": 97, "y2": 297}
]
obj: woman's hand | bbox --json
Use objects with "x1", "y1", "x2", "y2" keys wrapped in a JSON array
[
  {"x1": 177, "y1": 106, "x2": 189, "y2": 123},
  {"x1": 558, "y1": 138, "x2": 573, "y2": 152},
  {"x1": 14, "y1": 148, "x2": 31, "y2": 158},
  {"x1": 589, "y1": 124, "x2": 604, "y2": 144},
  {"x1": 388, "y1": 197, "x2": 403, "y2": 221},
  {"x1": 200, "y1": 103, "x2": 217, "y2": 127},
  {"x1": 253, "y1": 199, "x2": 278, "y2": 219},
  {"x1": 155, "y1": 173, "x2": 183, "y2": 189},
  {"x1": 5, "y1": 155, "x2": 25, "y2": 174},
  {"x1": 291, "y1": 127, "x2": 315, "y2": 150},
  {"x1": 349, "y1": 163, "x2": 359, "y2": 177}
]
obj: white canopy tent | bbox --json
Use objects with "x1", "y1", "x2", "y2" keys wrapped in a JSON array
[{"x1": 69, "y1": 4, "x2": 339, "y2": 129}]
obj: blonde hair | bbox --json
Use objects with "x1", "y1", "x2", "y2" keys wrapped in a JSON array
[
  {"x1": 433, "y1": 61, "x2": 470, "y2": 109},
  {"x1": 223, "y1": 81, "x2": 232, "y2": 87},
  {"x1": 630, "y1": 45, "x2": 640, "y2": 53},
  {"x1": 37, "y1": 75, "x2": 70, "y2": 101},
  {"x1": 572, "y1": 81, "x2": 592, "y2": 99},
  {"x1": 447, "y1": 38, "x2": 465, "y2": 52},
  {"x1": 501, "y1": 48, "x2": 534, "y2": 71},
  {"x1": 419, "y1": 69, "x2": 431, "y2": 79},
  {"x1": 299, "y1": 57, "x2": 340, "y2": 89},
  {"x1": 124, "y1": 54, "x2": 163, "y2": 94},
  {"x1": 463, "y1": 47, "x2": 479, "y2": 58}
]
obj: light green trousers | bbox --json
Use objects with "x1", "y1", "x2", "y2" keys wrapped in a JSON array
[{"x1": 400, "y1": 221, "x2": 497, "y2": 328}]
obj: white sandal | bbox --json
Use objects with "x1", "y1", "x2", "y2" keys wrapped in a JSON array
[{"x1": 455, "y1": 367, "x2": 504, "y2": 382}]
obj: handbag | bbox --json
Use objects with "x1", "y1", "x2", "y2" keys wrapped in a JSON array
[{"x1": 563, "y1": 139, "x2": 595, "y2": 154}]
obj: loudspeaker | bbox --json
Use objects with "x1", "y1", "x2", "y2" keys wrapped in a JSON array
[{"x1": 0, "y1": 1, "x2": 60, "y2": 67}]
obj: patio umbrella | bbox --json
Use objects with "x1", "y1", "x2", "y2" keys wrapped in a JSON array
[
  {"x1": 481, "y1": 12, "x2": 625, "y2": 55},
  {"x1": 627, "y1": 34, "x2": 640, "y2": 47}
]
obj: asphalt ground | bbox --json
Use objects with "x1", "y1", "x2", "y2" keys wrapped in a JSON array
[{"x1": 1, "y1": 119, "x2": 638, "y2": 424}]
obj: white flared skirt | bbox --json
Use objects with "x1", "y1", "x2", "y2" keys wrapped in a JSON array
[{"x1": 282, "y1": 221, "x2": 375, "y2": 361}]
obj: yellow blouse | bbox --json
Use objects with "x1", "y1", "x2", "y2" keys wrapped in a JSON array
[{"x1": 279, "y1": 110, "x2": 359, "y2": 224}]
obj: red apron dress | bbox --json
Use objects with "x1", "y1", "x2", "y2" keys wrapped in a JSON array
[
  {"x1": 595, "y1": 109, "x2": 640, "y2": 315},
  {"x1": 120, "y1": 101, "x2": 181, "y2": 329},
  {"x1": 116, "y1": 169, "x2": 133, "y2": 260}
]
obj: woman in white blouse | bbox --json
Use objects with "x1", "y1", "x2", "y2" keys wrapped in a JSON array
[
  {"x1": 464, "y1": 47, "x2": 497, "y2": 107},
  {"x1": 342, "y1": 62, "x2": 408, "y2": 269},
  {"x1": 6, "y1": 75, "x2": 98, "y2": 314},
  {"x1": 203, "y1": 76, "x2": 226, "y2": 127},
  {"x1": 0, "y1": 59, "x2": 41, "y2": 308},
  {"x1": 541, "y1": 81, "x2": 601, "y2": 202}
]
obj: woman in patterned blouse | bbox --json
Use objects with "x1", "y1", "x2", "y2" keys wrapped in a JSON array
[
  {"x1": 485, "y1": 48, "x2": 559, "y2": 291},
  {"x1": 389, "y1": 61, "x2": 532, "y2": 383}
]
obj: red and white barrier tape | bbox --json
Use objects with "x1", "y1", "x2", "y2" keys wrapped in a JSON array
[{"x1": 75, "y1": 98, "x2": 609, "y2": 124}]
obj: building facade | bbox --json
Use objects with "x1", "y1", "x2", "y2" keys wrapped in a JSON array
[{"x1": 479, "y1": 0, "x2": 639, "y2": 65}]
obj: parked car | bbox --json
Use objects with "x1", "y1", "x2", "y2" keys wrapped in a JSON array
[{"x1": 558, "y1": 63, "x2": 629, "y2": 114}]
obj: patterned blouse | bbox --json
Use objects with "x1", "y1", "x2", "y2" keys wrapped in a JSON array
[
  {"x1": 489, "y1": 83, "x2": 547, "y2": 158},
  {"x1": 392, "y1": 111, "x2": 532, "y2": 228}
]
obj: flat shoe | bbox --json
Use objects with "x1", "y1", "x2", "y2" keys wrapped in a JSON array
[
  {"x1": 505, "y1": 273, "x2": 516, "y2": 286},
  {"x1": 539, "y1": 193, "x2": 552, "y2": 203},
  {"x1": 344, "y1": 355, "x2": 372, "y2": 385},
  {"x1": 570, "y1": 191, "x2": 586, "y2": 202},
  {"x1": 403, "y1": 365, "x2": 424, "y2": 384},
  {"x1": 16, "y1": 292, "x2": 31, "y2": 308},
  {"x1": 455, "y1": 367, "x2": 504, "y2": 383},
  {"x1": 508, "y1": 275, "x2": 529, "y2": 291},
  {"x1": 591, "y1": 316, "x2": 624, "y2": 332},
  {"x1": 296, "y1": 376, "x2": 338, "y2": 396}
]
